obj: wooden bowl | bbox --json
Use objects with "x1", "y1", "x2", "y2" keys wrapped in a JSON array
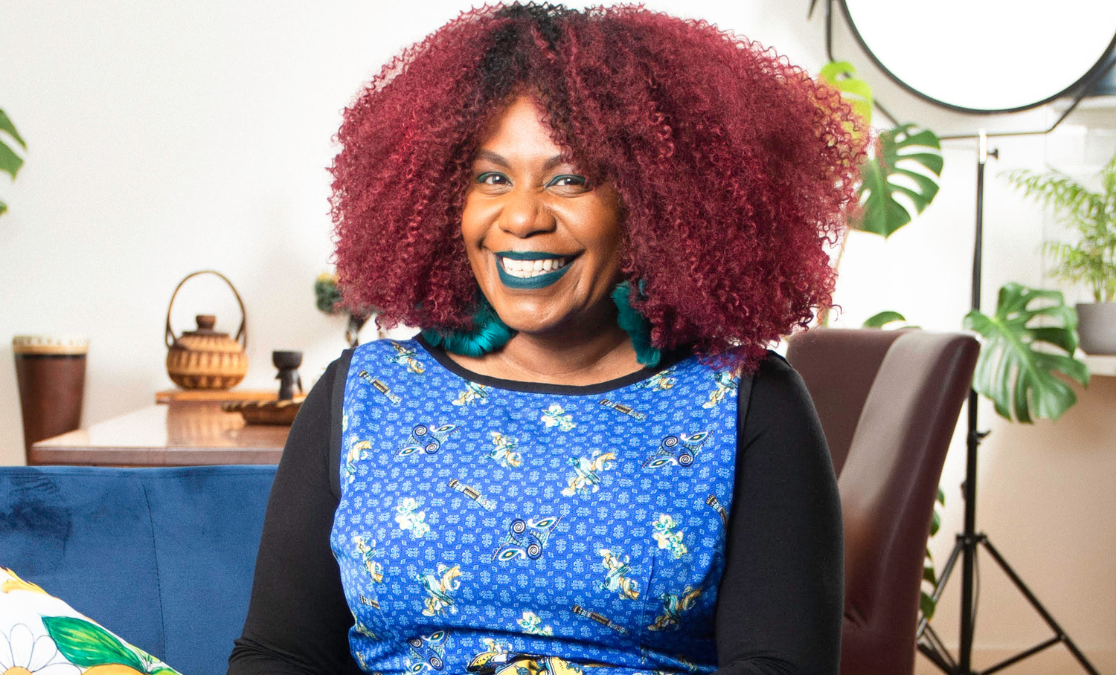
[{"x1": 222, "y1": 398, "x2": 303, "y2": 426}]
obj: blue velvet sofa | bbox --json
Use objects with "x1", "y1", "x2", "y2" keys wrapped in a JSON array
[{"x1": 0, "y1": 465, "x2": 277, "y2": 675}]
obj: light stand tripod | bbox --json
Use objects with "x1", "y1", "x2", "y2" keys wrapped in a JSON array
[
  {"x1": 913, "y1": 132, "x2": 1099, "y2": 675},
  {"x1": 815, "y1": 2, "x2": 1116, "y2": 671}
]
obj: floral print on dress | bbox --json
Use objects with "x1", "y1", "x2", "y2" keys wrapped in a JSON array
[
  {"x1": 635, "y1": 370, "x2": 676, "y2": 392},
  {"x1": 453, "y1": 381, "x2": 490, "y2": 406},
  {"x1": 487, "y1": 432, "x2": 523, "y2": 468},
  {"x1": 652, "y1": 514, "x2": 688, "y2": 558},
  {"x1": 518, "y1": 610, "x2": 554, "y2": 636},
  {"x1": 541, "y1": 404, "x2": 576, "y2": 431},
  {"x1": 396, "y1": 497, "x2": 431, "y2": 538},
  {"x1": 419, "y1": 565, "x2": 463, "y2": 617},
  {"x1": 648, "y1": 586, "x2": 703, "y2": 632},
  {"x1": 334, "y1": 338, "x2": 746, "y2": 675},
  {"x1": 344, "y1": 440, "x2": 371, "y2": 485},
  {"x1": 702, "y1": 369, "x2": 741, "y2": 409},
  {"x1": 353, "y1": 535, "x2": 384, "y2": 583},
  {"x1": 560, "y1": 451, "x2": 617, "y2": 497},
  {"x1": 597, "y1": 549, "x2": 640, "y2": 600},
  {"x1": 388, "y1": 341, "x2": 426, "y2": 374}
]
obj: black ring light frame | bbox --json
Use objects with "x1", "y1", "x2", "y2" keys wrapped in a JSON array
[
  {"x1": 822, "y1": 1, "x2": 1114, "y2": 673},
  {"x1": 838, "y1": 0, "x2": 1116, "y2": 115}
]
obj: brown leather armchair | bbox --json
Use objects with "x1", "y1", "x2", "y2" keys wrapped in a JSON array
[{"x1": 787, "y1": 328, "x2": 980, "y2": 675}]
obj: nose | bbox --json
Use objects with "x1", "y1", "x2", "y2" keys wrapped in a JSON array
[{"x1": 499, "y1": 188, "x2": 556, "y2": 238}]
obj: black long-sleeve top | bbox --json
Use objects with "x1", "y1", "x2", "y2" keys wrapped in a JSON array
[{"x1": 228, "y1": 347, "x2": 842, "y2": 674}]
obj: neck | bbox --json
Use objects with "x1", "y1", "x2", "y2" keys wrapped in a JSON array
[{"x1": 445, "y1": 321, "x2": 642, "y2": 386}]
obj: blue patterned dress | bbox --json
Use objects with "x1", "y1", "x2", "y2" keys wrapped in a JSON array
[{"x1": 331, "y1": 339, "x2": 750, "y2": 675}]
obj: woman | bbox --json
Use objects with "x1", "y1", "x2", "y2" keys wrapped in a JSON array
[{"x1": 229, "y1": 4, "x2": 862, "y2": 675}]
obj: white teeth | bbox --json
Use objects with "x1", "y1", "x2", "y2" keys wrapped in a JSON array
[{"x1": 500, "y1": 256, "x2": 570, "y2": 278}]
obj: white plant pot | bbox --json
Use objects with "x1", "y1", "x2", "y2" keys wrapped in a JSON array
[{"x1": 1075, "y1": 302, "x2": 1116, "y2": 355}]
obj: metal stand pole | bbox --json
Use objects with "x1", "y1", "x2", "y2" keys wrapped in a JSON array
[{"x1": 915, "y1": 131, "x2": 1099, "y2": 675}]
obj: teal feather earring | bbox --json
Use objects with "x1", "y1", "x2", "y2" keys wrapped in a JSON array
[
  {"x1": 421, "y1": 294, "x2": 514, "y2": 357},
  {"x1": 613, "y1": 280, "x2": 661, "y2": 367}
]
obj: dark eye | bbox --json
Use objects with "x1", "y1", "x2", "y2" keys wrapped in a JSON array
[
  {"x1": 476, "y1": 172, "x2": 509, "y2": 186},
  {"x1": 546, "y1": 174, "x2": 590, "y2": 191}
]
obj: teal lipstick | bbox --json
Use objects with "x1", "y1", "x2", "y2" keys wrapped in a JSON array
[{"x1": 496, "y1": 251, "x2": 573, "y2": 289}]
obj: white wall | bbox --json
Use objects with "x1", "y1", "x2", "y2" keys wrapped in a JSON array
[
  {"x1": 0, "y1": 0, "x2": 826, "y2": 462},
  {"x1": 1, "y1": 0, "x2": 1112, "y2": 669}
]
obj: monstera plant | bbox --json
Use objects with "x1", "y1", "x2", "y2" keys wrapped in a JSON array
[
  {"x1": 964, "y1": 284, "x2": 1089, "y2": 422},
  {"x1": 0, "y1": 108, "x2": 26, "y2": 215},
  {"x1": 819, "y1": 62, "x2": 943, "y2": 240},
  {"x1": 818, "y1": 60, "x2": 1089, "y2": 424}
]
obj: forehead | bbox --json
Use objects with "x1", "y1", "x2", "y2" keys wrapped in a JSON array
[{"x1": 475, "y1": 95, "x2": 563, "y2": 158}]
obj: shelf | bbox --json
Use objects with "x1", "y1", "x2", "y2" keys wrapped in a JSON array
[
  {"x1": 1081, "y1": 354, "x2": 1116, "y2": 377},
  {"x1": 1052, "y1": 94, "x2": 1116, "y2": 111},
  {"x1": 155, "y1": 389, "x2": 279, "y2": 404}
]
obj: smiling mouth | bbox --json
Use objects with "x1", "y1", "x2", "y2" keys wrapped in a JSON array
[{"x1": 497, "y1": 254, "x2": 572, "y2": 279}]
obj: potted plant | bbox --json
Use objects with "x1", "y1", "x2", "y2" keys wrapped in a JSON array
[
  {"x1": 1002, "y1": 152, "x2": 1116, "y2": 354},
  {"x1": 315, "y1": 272, "x2": 377, "y2": 347}
]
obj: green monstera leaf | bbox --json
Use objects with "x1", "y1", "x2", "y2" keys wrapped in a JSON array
[
  {"x1": 856, "y1": 124, "x2": 943, "y2": 238},
  {"x1": 819, "y1": 61, "x2": 873, "y2": 129},
  {"x1": 963, "y1": 283, "x2": 1089, "y2": 423},
  {"x1": 862, "y1": 310, "x2": 920, "y2": 329},
  {"x1": 1, "y1": 108, "x2": 27, "y2": 216}
]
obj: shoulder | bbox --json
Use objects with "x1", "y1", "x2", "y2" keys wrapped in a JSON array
[
  {"x1": 751, "y1": 350, "x2": 810, "y2": 404},
  {"x1": 318, "y1": 348, "x2": 357, "y2": 390},
  {"x1": 739, "y1": 350, "x2": 822, "y2": 441},
  {"x1": 351, "y1": 337, "x2": 418, "y2": 358}
]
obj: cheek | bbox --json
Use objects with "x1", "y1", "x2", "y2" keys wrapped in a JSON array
[
  {"x1": 460, "y1": 197, "x2": 485, "y2": 248},
  {"x1": 587, "y1": 210, "x2": 623, "y2": 266}
]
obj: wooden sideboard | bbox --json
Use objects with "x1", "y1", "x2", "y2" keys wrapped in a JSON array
[{"x1": 30, "y1": 402, "x2": 289, "y2": 466}]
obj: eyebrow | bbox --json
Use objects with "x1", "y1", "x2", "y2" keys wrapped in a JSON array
[{"x1": 475, "y1": 150, "x2": 568, "y2": 172}]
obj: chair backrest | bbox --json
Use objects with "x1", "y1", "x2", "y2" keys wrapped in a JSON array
[
  {"x1": 785, "y1": 328, "x2": 909, "y2": 476},
  {"x1": 787, "y1": 328, "x2": 979, "y2": 675}
]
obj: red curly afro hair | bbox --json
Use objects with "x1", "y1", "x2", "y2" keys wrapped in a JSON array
[{"x1": 331, "y1": 2, "x2": 864, "y2": 369}]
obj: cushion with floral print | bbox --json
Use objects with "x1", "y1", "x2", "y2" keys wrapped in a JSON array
[{"x1": 0, "y1": 568, "x2": 181, "y2": 675}]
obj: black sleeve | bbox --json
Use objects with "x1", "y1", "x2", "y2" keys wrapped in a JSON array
[
  {"x1": 228, "y1": 351, "x2": 363, "y2": 675},
  {"x1": 712, "y1": 352, "x2": 844, "y2": 675}
]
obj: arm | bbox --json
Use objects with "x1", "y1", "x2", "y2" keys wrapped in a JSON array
[
  {"x1": 713, "y1": 353, "x2": 844, "y2": 675},
  {"x1": 228, "y1": 352, "x2": 363, "y2": 675}
]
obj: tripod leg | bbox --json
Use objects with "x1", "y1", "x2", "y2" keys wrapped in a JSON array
[
  {"x1": 918, "y1": 537, "x2": 965, "y2": 640},
  {"x1": 979, "y1": 538, "x2": 1100, "y2": 675},
  {"x1": 918, "y1": 622, "x2": 958, "y2": 673}
]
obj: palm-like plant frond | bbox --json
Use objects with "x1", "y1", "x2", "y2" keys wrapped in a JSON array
[{"x1": 1001, "y1": 153, "x2": 1116, "y2": 302}]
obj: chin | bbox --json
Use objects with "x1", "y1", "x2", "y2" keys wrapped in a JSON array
[{"x1": 497, "y1": 310, "x2": 562, "y2": 336}]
